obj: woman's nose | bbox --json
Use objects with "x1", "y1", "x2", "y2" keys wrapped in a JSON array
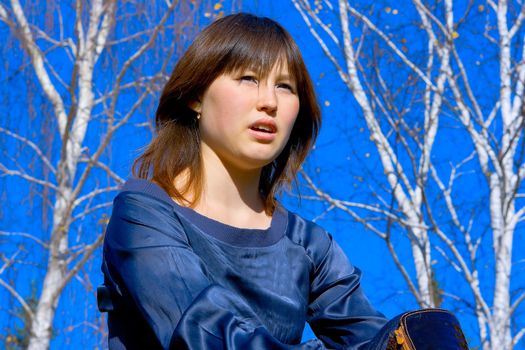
[{"x1": 256, "y1": 85, "x2": 278, "y2": 114}]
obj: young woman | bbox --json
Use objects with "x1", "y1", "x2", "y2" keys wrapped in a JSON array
[{"x1": 98, "y1": 13, "x2": 389, "y2": 349}]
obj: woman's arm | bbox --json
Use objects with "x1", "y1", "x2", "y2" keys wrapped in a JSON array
[
  {"x1": 307, "y1": 234, "x2": 387, "y2": 350},
  {"x1": 102, "y1": 191, "x2": 324, "y2": 349}
]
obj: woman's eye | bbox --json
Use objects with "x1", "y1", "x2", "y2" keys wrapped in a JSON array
[
  {"x1": 240, "y1": 76, "x2": 258, "y2": 84},
  {"x1": 277, "y1": 83, "x2": 295, "y2": 92}
]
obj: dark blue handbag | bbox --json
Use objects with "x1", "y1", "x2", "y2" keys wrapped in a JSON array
[{"x1": 368, "y1": 308, "x2": 469, "y2": 350}]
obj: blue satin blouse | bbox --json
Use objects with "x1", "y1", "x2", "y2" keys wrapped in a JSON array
[{"x1": 99, "y1": 178, "x2": 387, "y2": 349}]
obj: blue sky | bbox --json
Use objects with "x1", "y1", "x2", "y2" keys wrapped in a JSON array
[{"x1": 1, "y1": 0, "x2": 524, "y2": 349}]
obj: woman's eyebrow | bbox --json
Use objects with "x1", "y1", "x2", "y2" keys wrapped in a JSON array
[
  {"x1": 276, "y1": 74, "x2": 292, "y2": 80},
  {"x1": 276, "y1": 74, "x2": 296, "y2": 86}
]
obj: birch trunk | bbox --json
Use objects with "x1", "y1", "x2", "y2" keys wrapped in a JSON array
[
  {"x1": 28, "y1": 185, "x2": 71, "y2": 350},
  {"x1": 0, "y1": 0, "x2": 203, "y2": 348},
  {"x1": 293, "y1": 0, "x2": 525, "y2": 348}
]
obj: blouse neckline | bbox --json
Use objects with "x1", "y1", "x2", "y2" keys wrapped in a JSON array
[{"x1": 121, "y1": 178, "x2": 288, "y2": 247}]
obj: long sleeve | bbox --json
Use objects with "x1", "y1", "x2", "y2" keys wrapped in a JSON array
[
  {"x1": 306, "y1": 234, "x2": 387, "y2": 350},
  {"x1": 102, "y1": 191, "x2": 324, "y2": 349}
]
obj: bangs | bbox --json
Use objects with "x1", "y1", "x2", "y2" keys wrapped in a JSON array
[
  {"x1": 205, "y1": 15, "x2": 302, "y2": 83},
  {"x1": 222, "y1": 38, "x2": 297, "y2": 82}
]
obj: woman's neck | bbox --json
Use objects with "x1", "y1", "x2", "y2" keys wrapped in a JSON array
[{"x1": 191, "y1": 147, "x2": 272, "y2": 229}]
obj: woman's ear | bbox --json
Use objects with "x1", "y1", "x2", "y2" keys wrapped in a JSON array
[{"x1": 188, "y1": 100, "x2": 202, "y2": 114}]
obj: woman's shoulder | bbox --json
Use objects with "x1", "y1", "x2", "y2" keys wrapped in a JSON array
[
  {"x1": 283, "y1": 207, "x2": 334, "y2": 265},
  {"x1": 115, "y1": 178, "x2": 173, "y2": 203},
  {"x1": 111, "y1": 177, "x2": 182, "y2": 215},
  {"x1": 105, "y1": 178, "x2": 189, "y2": 249}
]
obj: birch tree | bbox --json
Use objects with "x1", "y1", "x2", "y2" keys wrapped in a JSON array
[
  {"x1": 292, "y1": 0, "x2": 525, "y2": 349},
  {"x1": 0, "y1": 0, "x2": 216, "y2": 348}
]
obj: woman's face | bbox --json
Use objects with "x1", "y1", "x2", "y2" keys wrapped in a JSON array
[{"x1": 195, "y1": 62, "x2": 300, "y2": 171}]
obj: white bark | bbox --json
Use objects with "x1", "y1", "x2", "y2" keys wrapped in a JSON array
[
  {"x1": 28, "y1": 188, "x2": 72, "y2": 350},
  {"x1": 9, "y1": 0, "x2": 68, "y2": 138},
  {"x1": 333, "y1": 0, "x2": 460, "y2": 307},
  {"x1": 25, "y1": 0, "x2": 115, "y2": 346}
]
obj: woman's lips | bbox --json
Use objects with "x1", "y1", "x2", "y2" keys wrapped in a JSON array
[{"x1": 248, "y1": 120, "x2": 277, "y2": 141}]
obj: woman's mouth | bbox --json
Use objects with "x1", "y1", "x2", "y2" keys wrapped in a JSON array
[
  {"x1": 248, "y1": 120, "x2": 277, "y2": 141},
  {"x1": 250, "y1": 125, "x2": 275, "y2": 133}
]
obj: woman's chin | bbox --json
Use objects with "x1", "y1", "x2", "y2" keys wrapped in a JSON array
[{"x1": 227, "y1": 153, "x2": 281, "y2": 171}]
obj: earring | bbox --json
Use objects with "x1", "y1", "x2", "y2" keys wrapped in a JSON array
[{"x1": 196, "y1": 113, "x2": 201, "y2": 120}]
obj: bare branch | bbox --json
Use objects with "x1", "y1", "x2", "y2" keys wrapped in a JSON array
[
  {"x1": 337, "y1": 0, "x2": 416, "y2": 218},
  {"x1": 311, "y1": 204, "x2": 335, "y2": 223},
  {"x1": 72, "y1": 202, "x2": 113, "y2": 222},
  {"x1": 291, "y1": 0, "x2": 349, "y2": 85},
  {"x1": 0, "y1": 3, "x2": 13, "y2": 26},
  {"x1": 72, "y1": 84, "x2": 153, "y2": 202},
  {"x1": 511, "y1": 292, "x2": 525, "y2": 315},
  {"x1": 0, "y1": 278, "x2": 34, "y2": 319},
  {"x1": 446, "y1": 66, "x2": 500, "y2": 178},
  {"x1": 73, "y1": 186, "x2": 120, "y2": 208},
  {"x1": 9, "y1": 0, "x2": 68, "y2": 137},
  {"x1": 0, "y1": 249, "x2": 22, "y2": 275},
  {"x1": 0, "y1": 163, "x2": 58, "y2": 190},
  {"x1": 78, "y1": 157, "x2": 125, "y2": 184},
  {"x1": 512, "y1": 38, "x2": 525, "y2": 119},
  {"x1": 345, "y1": 2, "x2": 436, "y2": 89},
  {"x1": 485, "y1": 101, "x2": 501, "y2": 129},
  {"x1": 108, "y1": 0, "x2": 178, "y2": 123},
  {"x1": 295, "y1": 0, "x2": 340, "y2": 45},
  {"x1": 509, "y1": 3, "x2": 525, "y2": 38},
  {"x1": 517, "y1": 206, "x2": 525, "y2": 223},
  {"x1": 60, "y1": 234, "x2": 104, "y2": 293},
  {"x1": 106, "y1": 27, "x2": 158, "y2": 46},
  {"x1": 432, "y1": 225, "x2": 491, "y2": 317},
  {"x1": 385, "y1": 220, "x2": 424, "y2": 307},
  {"x1": 434, "y1": 245, "x2": 461, "y2": 272},
  {"x1": 514, "y1": 327, "x2": 525, "y2": 348},
  {"x1": 94, "y1": 1, "x2": 116, "y2": 59},
  {"x1": 358, "y1": 63, "x2": 415, "y2": 194},
  {"x1": 93, "y1": 74, "x2": 161, "y2": 106},
  {"x1": 31, "y1": 24, "x2": 76, "y2": 56},
  {"x1": 0, "y1": 231, "x2": 49, "y2": 249},
  {"x1": 0, "y1": 127, "x2": 56, "y2": 174},
  {"x1": 300, "y1": 170, "x2": 417, "y2": 236},
  {"x1": 429, "y1": 155, "x2": 479, "y2": 260},
  {"x1": 450, "y1": 46, "x2": 484, "y2": 123}
]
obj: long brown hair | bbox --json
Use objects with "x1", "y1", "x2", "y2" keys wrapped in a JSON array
[{"x1": 133, "y1": 13, "x2": 321, "y2": 214}]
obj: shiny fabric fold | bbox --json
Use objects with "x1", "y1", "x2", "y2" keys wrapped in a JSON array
[{"x1": 170, "y1": 285, "x2": 325, "y2": 349}]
